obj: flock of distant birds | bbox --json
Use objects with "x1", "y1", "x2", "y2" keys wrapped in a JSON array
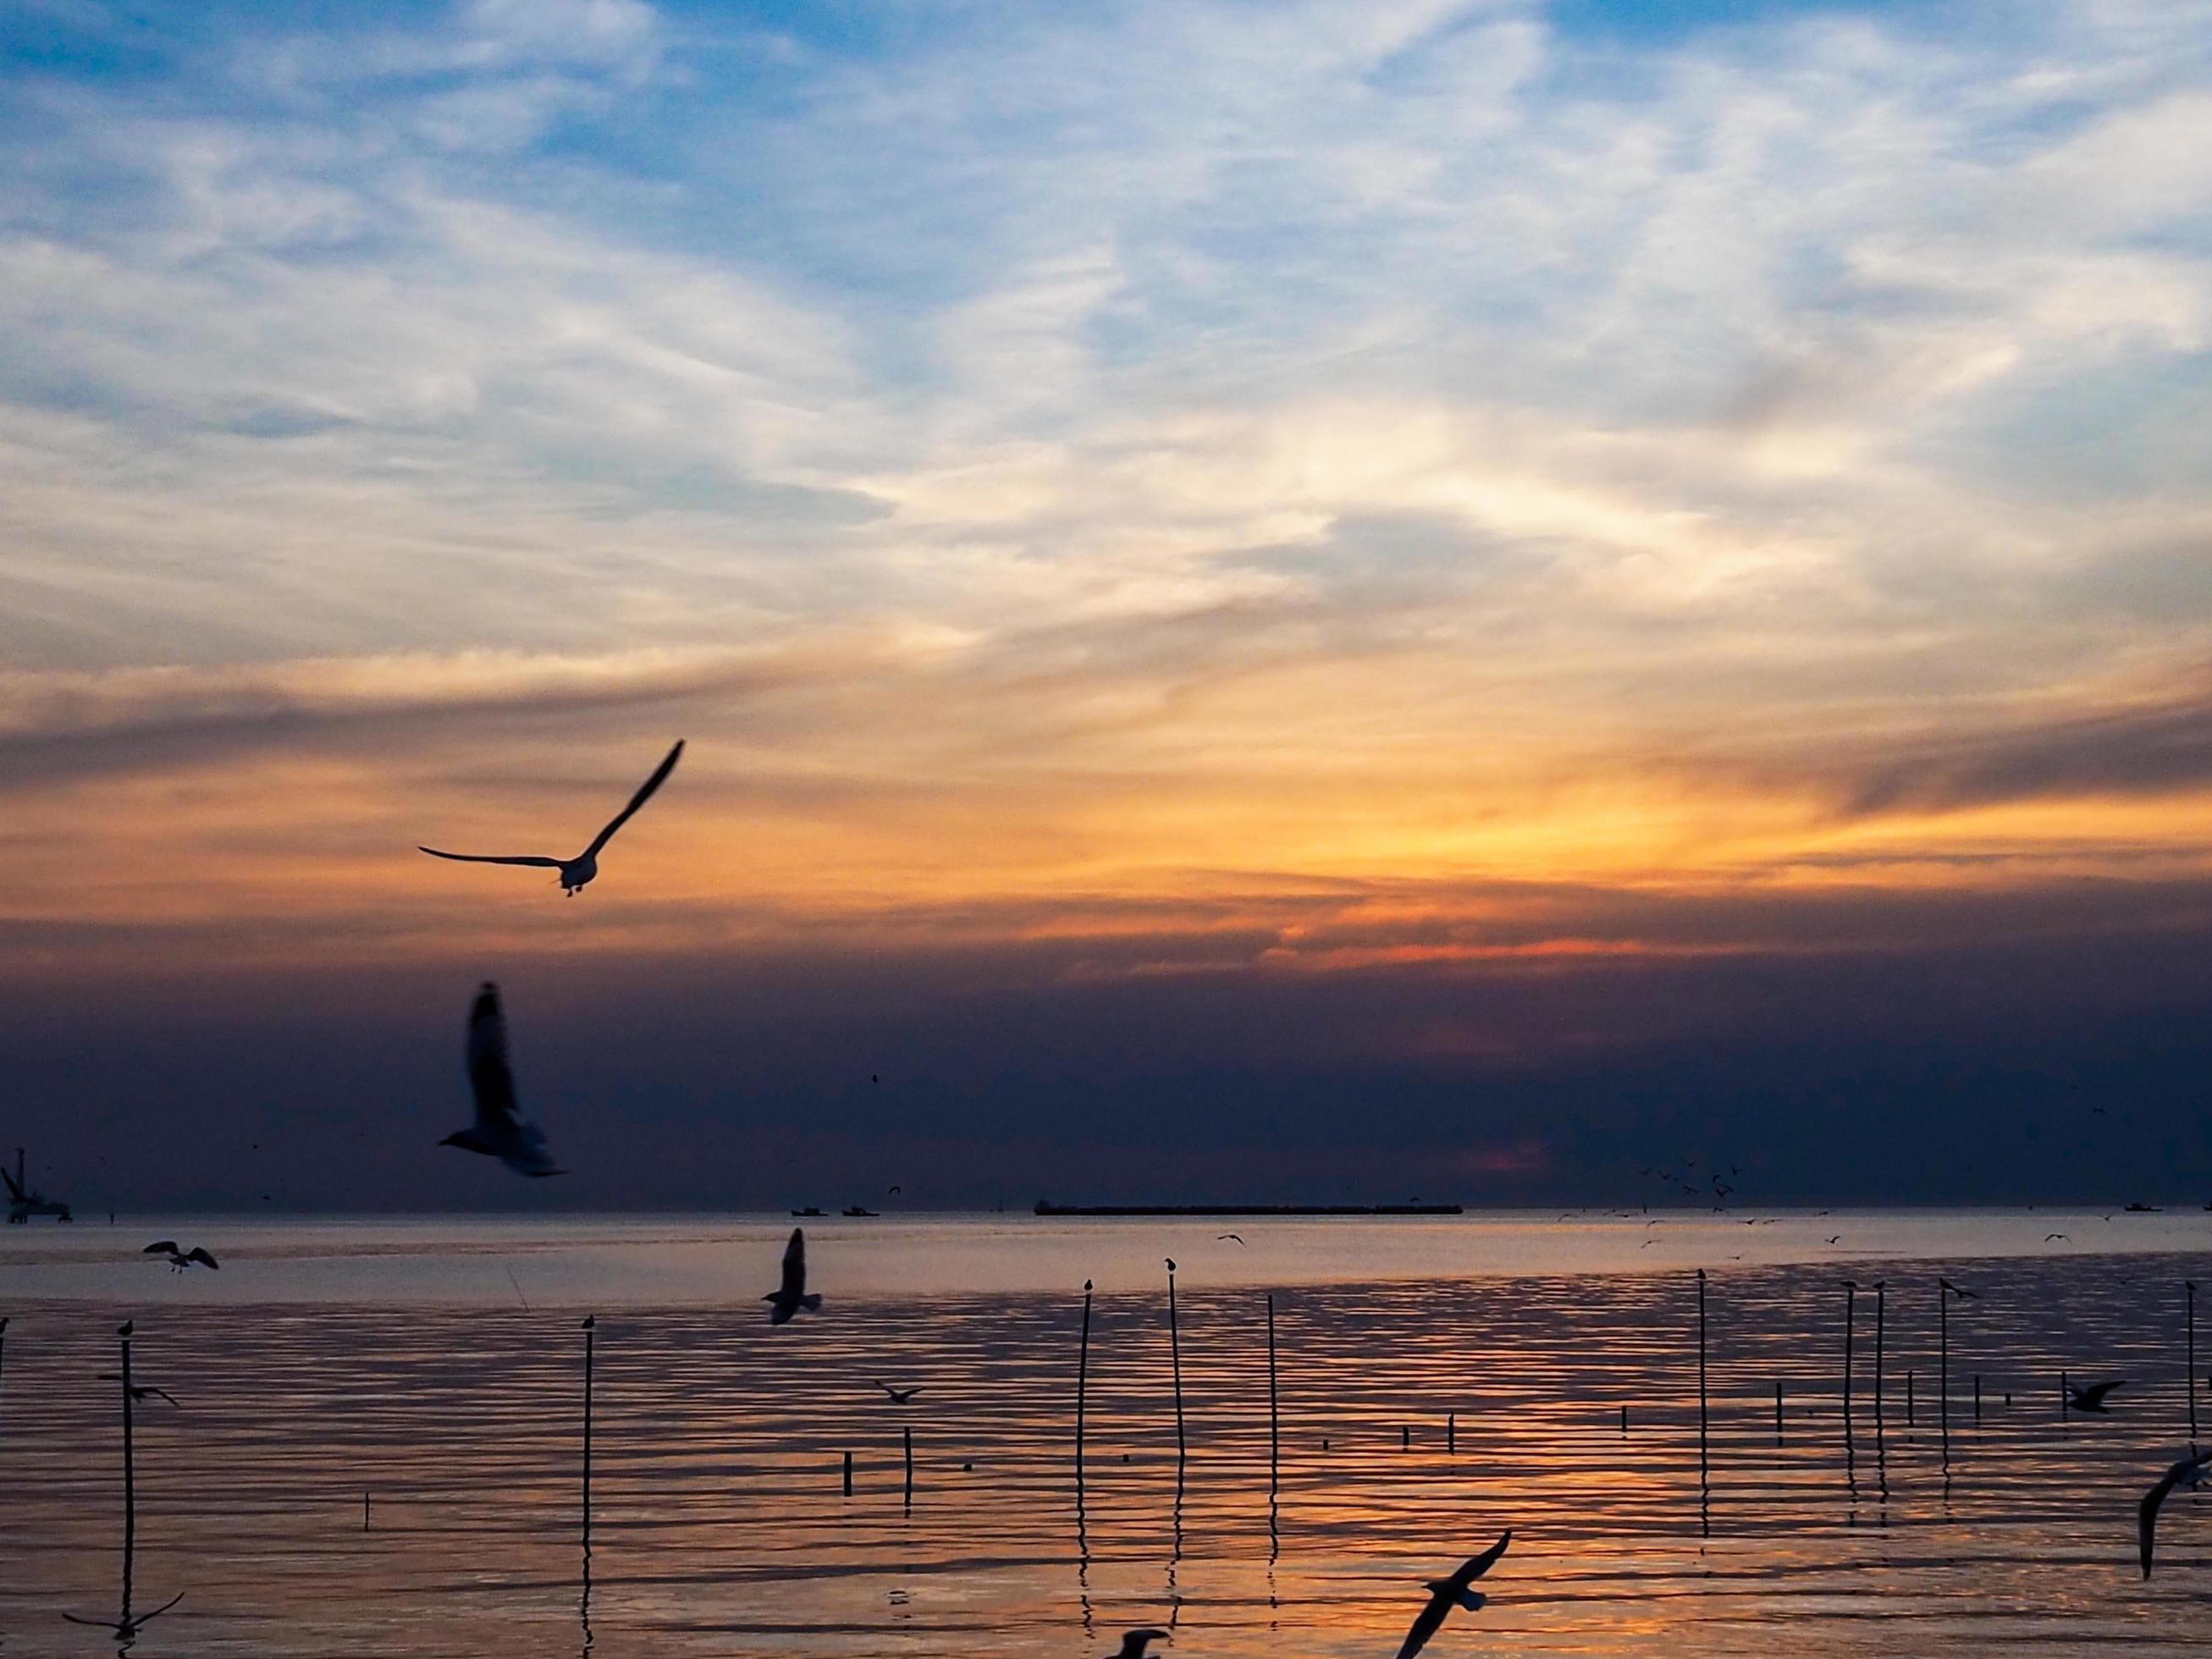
[{"x1": 21, "y1": 741, "x2": 2209, "y2": 1653}]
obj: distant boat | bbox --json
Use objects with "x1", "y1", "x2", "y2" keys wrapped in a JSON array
[
  {"x1": 791, "y1": 1207, "x2": 825, "y2": 1217},
  {"x1": 2126, "y1": 1202, "x2": 2162, "y2": 1213},
  {"x1": 1034, "y1": 1200, "x2": 1464, "y2": 1217},
  {"x1": 841, "y1": 1205, "x2": 879, "y2": 1218}
]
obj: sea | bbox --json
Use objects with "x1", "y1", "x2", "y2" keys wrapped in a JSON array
[{"x1": 3, "y1": 1209, "x2": 2211, "y2": 1655}]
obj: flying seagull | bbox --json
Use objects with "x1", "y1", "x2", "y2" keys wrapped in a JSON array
[
  {"x1": 2067, "y1": 1378, "x2": 2127, "y2": 1413},
  {"x1": 143, "y1": 1241, "x2": 218, "y2": 1272},
  {"x1": 1941, "y1": 1277, "x2": 1979, "y2": 1299},
  {"x1": 875, "y1": 1380, "x2": 921, "y2": 1404},
  {"x1": 63, "y1": 1591, "x2": 185, "y2": 1637},
  {"x1": 2046, "y1": 1233, "x2": 2070, "y2": 1242},
  {"x1": 1106, "y1": 1632, "x2": 1169, "y2": 1658},
  {"x1": 765, "y1": 1227, "x2": 822, "y2": 1326},
  {"x1": 2143, "y1": 1450, "x2": 2212, "y2": 1577},
  {"x1": 420, "y1": 739, "x2": 684, "y2": 896},
  {"x1": 1217, "y1": 1233, "x2": 1246, "y2": 1245},
  {"x1": 1395, "y1": 1530, "x2": 1511, "y2": 1659},
  {"x1": 439, "y1": 982, "x2": 563, "y2": 1177},
  {"x1": 97, "y1": 1373, "x2": 181, "y2": 1408}
]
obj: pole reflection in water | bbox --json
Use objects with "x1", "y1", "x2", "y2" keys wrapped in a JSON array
[{"x1": 63, "y1": 1323, "x2": 183, "y2": 1650}]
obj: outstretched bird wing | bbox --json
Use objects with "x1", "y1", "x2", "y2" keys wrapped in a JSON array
[
  {"x1": 1448, "y1": 1529, "x2": 1513, "y2": 1590},
  {"x1": 2142, "y1": 1452, "x2": 2212, "y2": 1576},
  {"x1": 0, "y1": 1166, "x2": 22, "y2": 1201},
  {"x1": 581, "y1": 740, "x2": 684, "y2": 860},
  {"x1": 2080, "y1": 1379, "x2": 2126, "y2": 1409},
  {"x1": 420, "y1": 848, "x2": 563, "y2": 868},
  {"x1": 781, "y1": 1227, "x2": 808, "y2": 1299},
  {"x1": 1394, "y1": 1590, "x2": 1454, "y2": 1659},
  {"x1": 144, "y1": 1240, "x2": 179, "y2": 1255},
  {"x1": 467, "y1": 984, "x2": 523, "y2": 1134},
  {"x1": 1397, "y1": 1532, "x2": 1510, "y2": 1659},
  {"x1": 185, "y1": 1248, "x2": 219, "y2": 1270}
]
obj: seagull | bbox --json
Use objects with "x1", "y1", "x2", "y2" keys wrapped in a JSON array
[
  {"x1": 1940, "y1": 1277, "x2": 1979, "y2": 1300},
  {"x1": 1395, "y1": 1530, "x2": 1511, "y2": 1659},
  {"x1": 439, "y1": 983, "x2": 564, "y2": 1177},
  {"x1": 1826, "y1": 1236, "x2": 1843, "y2": 1244},
  {"x1": 1217, "y1": 1233, "x2": 1246, "y2": 1245},
  {"x1": 143, "y1": 1241, "x2": 218, "y2": 1272},
  {"x1": 1165, "y1": 1257, "x2": 1177, "y2": 1271},
  {"x1": 1106, "y1": 1631, "x2": 1170, "y2": 1658},
  {"x1": 420, "y1": 739, "x2": 684, "y2": 896},
  {"x1": 875, "y1": 1381, "x2": 921, "y2": 1404},
  {"x1": 2067, "y1": 1378, "x2": 2127, "y2": 1413},
  {"x1": 63, "y1": 1591, "x2": 184, "y2": 1637},
  {"x1": 2141, "y1": 1450, "x2": 2212, "y2": 1576},
  {"x1": 97, "y1": 1373, "x2": 181, "y2": 1408},
  {"x1": 764, "y1": 1227, "x2": 822, "y2": 1326},
  {"x1": 2046, "y1": 1232, "x2": 2070, "y2": 1242}
]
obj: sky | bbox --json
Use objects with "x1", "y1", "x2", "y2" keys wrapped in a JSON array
[{"x1": 3, "y1": 0, "x2": 2212, "y2": 1212}]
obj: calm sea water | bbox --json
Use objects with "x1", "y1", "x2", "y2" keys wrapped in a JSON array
[{"x1": 4, "y1": 1211, "x2": 2212, "y2": 1656}]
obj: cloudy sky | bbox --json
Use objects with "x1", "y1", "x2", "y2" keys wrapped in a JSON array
[{"x1": 5, "y1": 0, "x2": 2212, "y2": 1210}]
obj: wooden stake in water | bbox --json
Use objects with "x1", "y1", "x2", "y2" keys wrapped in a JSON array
[
  {"x1": 1906, "y1": 1370, "x2": 1915, "y2": 1426},
  {"x1": 1840, "y1": 1281, "x2": 1856, "y2": 1442},
  {"x1": 2190, "y1": 1281, "x2": 2198, "y2": 1448},
  {"x1": 0, "y1": 1315, "x2": 8, "y2": 1444},
  {"x1": 902, "y1": 1425, "x2": 914, "y2": 1511},
  {"x1": 363, "y1": 1491, "x2": 370, "y2": 1533},
  {"x1": 1774, "y1": 1380, "x2": 1784, "y2": 1446},
  {"x1": 1696, "y1": 1270, "x2": 1708, "y2": 1483},
  {"x1": 581, "y1": 1315, "x2": 595, "y2": 1548},
  {"x1": 1972, "y1": 1373, "x2": 1981, "y2": 1424},
  {"x1": 1939, "y1": 1282, "x2": 1949, "y2": 1458},
  {"x1": 119, "y1": 1321, "x2": 135, "y2": 1574},
  {"x1": 842, "y1": 1451, "x2": 853, "y2": 1496},
  {"x1": 1166, "y1": 1259, "x2": 1186, "y2": 1466},
  {"x1": 1076, "y1": 1279, "x2": 1093, "y2": 1495},
  {"x1": 1447, "y1": 1409, "x2": 1455, "y2": 1454},
  {"x1": 1872, "y1": 1281, "x2": 1886, "y2": 1433},
  {"x1": 1266, "y1": 1292, "x2": 1279, "y2": 1489}
]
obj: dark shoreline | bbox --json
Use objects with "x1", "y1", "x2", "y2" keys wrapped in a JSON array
[{"x1": 1032, "y1": 1201, "x2": 1465, "y2": 1216}]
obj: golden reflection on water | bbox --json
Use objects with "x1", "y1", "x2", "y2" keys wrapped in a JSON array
[{"x1": 5, "y1": 1250, "x2": 2212, "y2": 1653}]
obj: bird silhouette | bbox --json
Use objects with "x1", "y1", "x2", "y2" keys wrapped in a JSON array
[
  {"x1": 63, "y1": 1590, "x2": 184, "y2": 1638},
  {"x1": 1165, "y1": 1257, "x2": 1177, "y2": 1271},
  {"x1": 875, "y1": 1380, "x2": 921, "y2": 1404},
  {"x1": 2067, "y1": 1378, "x2": 2127, "y2": 1413},
  {"x1": 1395, "y1": 1530, "x2": 1511, "y2": 1659},
  {"x1": 2046, "y1": 1232, "x2": 2070, "y2": 1242},
  {"x1": 439, "y1": 983, "x2": 564, "y2": 1177},
  {"x1": 1941, "y1": 1277, "x2": 1979, "y2": 1300},
  {"x1": 1217, "y1": 1233, "x2": 1246, "y2": 1245},
  {"x1": 97, "y1": 1373, "x2": 180, "y2": 1408},
  {"x1": 1826, "y1": 1236, "x2": 1843, "y2": 1244},
  {"x1": 1106, "y1": 1631, "x2": 1169, "y2": 1658},
  {"x1": 143, "y1": 1241, "x2": 218, "y2": 1272},
  {"x1": 2142, "y1": 1449, "x2": 2212, "y2": 1576},
  {"x1": 765, "y1": 1227, "x2": 822, "y2": 1325},
  {"x1": 420, "y1": 739, "x2": 684, "y2": 896}
]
